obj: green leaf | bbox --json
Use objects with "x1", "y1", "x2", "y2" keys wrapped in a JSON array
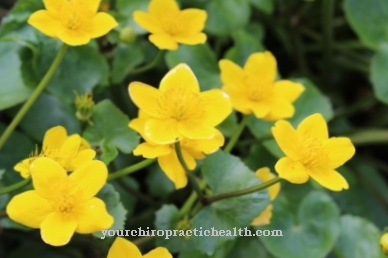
[
  {"x1": 259, "y1": 191, "x2": 340, "y2": 258},
  {"x1": 224, "y1": 25, "x2": 265, "y2": 66},
  {"x1": 247, "y1": 78, "x2": 333, "y2": 158},
  {"x1": 155, "y1": 204, "x2": 197, "y2": 253},
  {"x1": 205, "y1": 0, "x2": 250, "y2": 36},
  {"x1": 165, "y1": 44, "x2": 221, "y2": 90},
  {"x1": 226, "y1": 237, "x2": 275, "y2": 258},
  {"x1": 334, "y1": 215, "x2": 385, "y2": 258},
  {"x1": 0, "y1": 42, "x2": 32, "y2": 110},
  {"x1": 191, "y1": 151, "x2": 270, "y2": 255},
  {"x1": 146, "y1": 164, "x2": 175, "y2": 199},
  {"x1": 371, "y1": 45, "x2": 388, "y2": 104},
  {"x1": 83, "y1": 100, "x2": 139, "y2": 164},
  {"x1": 217, "y1": 112, "x2": 239, "y2": 138},
  {"x1": 249, "y1": 0, "x2": 274, "y2": 14},
  {"x1": 111, "y1": 42, "x2": 144, "y2": 84},
  {"x1": 343, "y1": 0, "x2": 388, "y2": 50},
  {"x1": 116, "y1": 0, "x2": 149, "y2": 34},
  {"x1": 17, "y1": 93, "x2": 81, "y2": 142},
  {"x1": 93, "y1": 183, "x2": 127, "y2": 238}
]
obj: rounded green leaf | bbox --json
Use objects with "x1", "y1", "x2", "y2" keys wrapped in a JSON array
[
  {"x1": 259, "y1": 191, "x2": 340, "y2": 258},
  {"x1": 371, "y1": 45, "x2": 388, "y2": 104}
]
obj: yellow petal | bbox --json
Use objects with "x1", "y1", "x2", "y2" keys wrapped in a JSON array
[
  {"x1": 133, "y1": 11, "x2": 163, "y2": 34},
  {"x1": 69, "y1": 160, "x2": 107, "y2": 200},
  {"x1": 60, "y1": 134, "x2": 82, "y2": 165},
  {"x1": 107, "y1": 237, "x2": 142, "y2": 258},
  {"x1": 41, "y1": 212, "x2": 77, "y2": 246},
  {"x1": 143, "y1": 247, "x2": 173, "y2": 258},
  {"x1": 187, "y1": 129, "x2": 224, "y2": 154},
  {"x1": 133, "y1": 142, "x2": 172, "y2": 158},
  {"x1": 30, "y1": 157, "x2": 67, "y2": 199},
  {"x1": 250, "y1": 101, "x2": 271, "y2": 118},
  {"x1": 244, "y1": 51, "x2": 277, "y2": 82},
  {"x1": 14, "y1": 157, "x2": 35, "y2": 178},
  {"x1": 43, "y1": 126, "x2": 67, "y2": 152},
  {"x1": 67, "y1": 149, "x2": 96, "y2": 171},
  {"x1": 275, "y1": 157, "x2": 309, "y2": 184},
  {"x1": 89, "y1": 12, "x2": 118, "y2": 38},
  {"x1": 159, "y1": 63, "x2": 200, "y2": 93},
  {"x1": 128, "y1": 82, "x2": 164, "y2": 119},
  {"x1": 57, "y1": 27, "x2": 91, "y2": 46},
  {"x1": 148, "y1": 0, "x2": 180, "y2": 18},
  {"x1": 255, "y1": 167, "x2": 280, "y2": 200},
  {"x1": 309, "y1": 168, "x2": 349, "y2": 191},
  {"x1": 43, "y1": 0, "x2": 67, "y2": 17},
  {"x1": 263, "y1": 99, "x2": 295, "y2": 121},
  {"x1": 273, "y1": 80, "x2": 304, "y2": 102},
  {"x1": 223, "y1": 87, "x2": 251, "y2": 114},
  {"x1": 149, "y1": 34, "x2": 178, "y2": 50},
  {"x1": 178, "y1": 9, "x2": 207, "y2": 33},
  {"x1": 173, "y1": 33, "x2": 206, "y2": 45},
  {"x1": 27, "y1": 10, "x2": 61, "y2": 38},
  {"x1": 219, "y1": 59, "x2": 245, "y2": 87},
  {"x1": 251, "y1": 204, "x2": 273, "y2": 226},
  {"x1": 296, "y1": 113, "x2": 328, "y2": 140},
  {"x1": 84, "y1": 0, "x2": 101, "y2": 13},
  {"x1": 6, "y1": 190, "x2": 52, "y2": 228},
  {"x1": 145, "y1": 118, "x2": 180, "y2": 144},
  {"x1": 129, "y1": 117, "x2": 146, "y2": 134},
  {"x1": 75, "y1": 197, "x2": 113, "y2": 233},
  {"x1": 158, "y1": 152, "x2": 188, "y2": 189},
  {"x1": 200, "y1": 89, "x2": 232, "y2": 126},
  {"x1": 271, "y1": 120, "x2": 300, "y2": 160},
  {"x1": 178, "y1": 121, "x2": 216, "y2": 140},
  {"x1": 323, "y1": 137, "x2": 355, "y2": 168}
]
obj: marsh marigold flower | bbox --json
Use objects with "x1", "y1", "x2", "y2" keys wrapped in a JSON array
[
  {"x1": 129, "y1": 110, "x2": 224, "y2": 189},
  {"x1": 133, "y1": 0, "x2": 207, "y2": 50},
  {"x1": 107, "y1": 237, "x2": 172, "y2": 258},
  {"x1": 380, "y1": 233, "x2": 388, "y2": 255},
  {"x1": 272, "y1": 113, "x2": 356, "y2": 191},
  {"x1": 7, "y1": 157, "x2": 113, "y2": 246},
  {"x1": 28, "y1": 0, "x2": 118, "y2": 46},
  {"x1": 219, "y1": 51, "x2": 304, "y2": 121},
  {"x1": 128, "y1": 63, "x2": 232, "y2": 144},
  {"x1": 14, "y1": 126, "x2": 95, "y2": 178},
  {"x1": 251, "y1": 167, "x2": 280, "y2": 226}
]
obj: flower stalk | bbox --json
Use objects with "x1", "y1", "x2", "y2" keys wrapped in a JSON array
[
  {"x1": 224, "y1": 115, "x2": 249, "y2": 153},
  {"x1": 0, "y1": 178, "x2": 31, "y2": 196},
  {"x1": 205, "y1": 177, "x2": 282, "y2": 204},
  {"x1": 129, "y1": 51, "x2": 165, "y2": 74},
  {"x1": 0, "y1": 44, "x2": 68, "y2": 150},
  {"x1": 107, "y1": 158, "x2": 155, "y2": 181}
]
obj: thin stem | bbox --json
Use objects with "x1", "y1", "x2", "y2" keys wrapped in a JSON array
[
  {"x1": 0, "y1": 178, "x2": 31, "y2": 196},
  {"x1": 206, "y1": 177, "x2": 281, "y2": 204},
  {"x1": 0, "y1": 44, "x2": 68, "y2": 150},
  {"x1": 132, "y1": 235, "x2": 155, "y2": 247},
  {"x1": 174, "y1": 142, "x2": 204, "y2": 200},
  {"x1": 107, "y1": 159, "x2": 155, "y2": 181},
  {"x1": 224, "y1": 115, "x2": 249, "y2": 153},
  {"x1": 349, "y1": 130, "x2": 388, "y2": 146},
  {"x1": 129, "y1": 50, "x2": 164, "y2": 74},
  {"x1": 178, "y1": 180, "x2": 207, "y2": 218}
]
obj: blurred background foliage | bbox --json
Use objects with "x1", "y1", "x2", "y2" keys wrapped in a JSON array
[{"x1": 0, "y1": 0, "x2": 388, "y2": 257}]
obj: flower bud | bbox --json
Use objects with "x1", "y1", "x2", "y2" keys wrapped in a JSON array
[
  {"x1": 119, "y1": 27, "x2": 137, "y2": 44},
  {"x1": 75, "y1": 93, "x2": 95, "y2": 124}
]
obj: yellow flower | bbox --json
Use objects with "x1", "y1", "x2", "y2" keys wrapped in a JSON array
[
  {"x1": 251, "y1": 167, "x2": 280, "y2": 226},
  {"x1": 380, "y1": 233, "x2": 388, "y2": 255},
  {"x1": 133, "y1": 0, "x2": 207, "y2": 50},
  {"x1": 129, "y1": 110, "x2": 224, "y2": 189},
  {"x1": 7, "y1": 157, "x2": 113, "y2": 246},
  {"x1": 219, "y1": 51, "x2": 305, "y2": 121},
  {"x1": 28, "y1": 0, "x2": 118, "y2": 46},
  {"x1": 14, "y1": 126, "x2": 96, "y2": 178},
  {"x1": 271, "y1": 113, "x2": 356, "y2": 191},
  {"x1": 128, "y1": 63, "x2": 232, "y2": 144},
  {"x1": 107, "y1": 237, "x2": 172, "y2": 258}
]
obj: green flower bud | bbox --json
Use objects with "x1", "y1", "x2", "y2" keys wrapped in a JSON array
[{"x1": 119, "y1": 27, "x2": 137, "y2": 44}]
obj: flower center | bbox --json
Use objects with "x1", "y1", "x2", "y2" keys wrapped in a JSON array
[
  {"x1": 161, "y1": 88, "x2": 203, "y2": 121},
  {"x1": 299, "y1": 137, "x2": 326, "y2": 169},
  {"x1": 244, "y1": 75, "x2": 273, "y2": 101},
  {"x1": 60, "y1": 1, "x2": 93, "y2": 30},
  {"x1": 51, "y1": 181, "x2": 77, "y2": 214},
  {"x1": 159, "y1": 12, "x2": 183, "y2": 35}
]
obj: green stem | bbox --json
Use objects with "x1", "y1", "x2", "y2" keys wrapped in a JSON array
[
  {"x1": 178, "y1": 180, "x2": 207, "y2": 218},
  {"x1": 322, "y1": 0, "x2": 335, "y2": 73},
  {"x1": 206, "y1": 177, "x2": 281, "y2": 204},
  {"x1": 174, "y1": 141, "x2": 204, "y2": 200},
  {"x1": 129, "y1": 50, "x2": 164, "y2": 74},
  {"x1": 349, "y1": 130, "x2": 388, "y2": 146},
  {"x1": 0, "y1": 178, "x2": 31, "y2": 195},
  {"x1": 132, "y1": 235, "x2": 155, "y2": 247},
  {"x1": 224, "y1": 115, "x2": 249, "y2": 153},
  {"x1": 107, "y1": 159, "x2": 155, "y2": 181},
  {"x1": 0, "y1": 44, "x2": 68, "y2": 150}
]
